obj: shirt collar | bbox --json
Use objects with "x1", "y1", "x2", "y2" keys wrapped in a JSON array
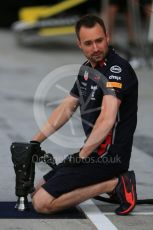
[{"x1": 89, "y1": 46, "x2": 115, "y2": 69}]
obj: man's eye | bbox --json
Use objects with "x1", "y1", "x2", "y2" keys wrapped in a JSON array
[
  {"x1": 96, "y1": 38, "x2": 103, "y2": 43},
  {"x1": 84, "y1": 41, "x2": 92, "y2": 46}
]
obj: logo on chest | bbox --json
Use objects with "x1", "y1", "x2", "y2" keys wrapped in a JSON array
[
  {"x1": 110, "y1": 65, "x2": 122, "y2": 73},
  {"x1": 90, "y1": 85, "x2": 98, "y2": 100},
  {"x1": 109, "y1": 75, "x2": 121, "y2": 81}
]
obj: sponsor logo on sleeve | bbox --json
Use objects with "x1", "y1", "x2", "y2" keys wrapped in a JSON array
[
  {"x1": 106, "y1": 82, "x2": 122, "y2": 89},
  {"x1": 110, "y1": 65, "x2": 122, "y2": 73},
  {"x1": 84, "y1": 70, "x2": 89, "y2": 81}
]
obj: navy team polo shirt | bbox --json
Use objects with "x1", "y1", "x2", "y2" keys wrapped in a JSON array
[{"x1": 70, "y1": 47, "x2": 138, "y2": 166}]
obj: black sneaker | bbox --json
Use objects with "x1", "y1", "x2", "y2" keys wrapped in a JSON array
[{"x1": 114, "y1": 170, "x2": 137, "y2": 215}]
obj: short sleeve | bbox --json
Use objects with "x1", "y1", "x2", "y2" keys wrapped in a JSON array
[
  {"x1": 70, "y1": 79, "x2": 80, "y2": 98},
  {"x1": 69, "y1": 65, "x2": 85, "y2": 98},
  {"x1": 104, "y1": 64, "x2": 138, "y2": 101}
]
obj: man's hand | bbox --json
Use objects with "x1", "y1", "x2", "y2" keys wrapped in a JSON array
[
  {"x1": 63, "y1": 152, "x2": 84, "y2": 166},
  {"x1": 30, "y1": 140, "x2": 41, "y2": 157},
  {"x1": 30, "y1": 140, "x2": 40, "y2": 146},
  {"x1": 61, "y1": 152, "x2": 99, "y2": 167}
]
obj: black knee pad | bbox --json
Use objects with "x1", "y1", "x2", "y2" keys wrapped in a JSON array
[{"x1": 11, "y1": 142, "x2": 40, "y2": 197}]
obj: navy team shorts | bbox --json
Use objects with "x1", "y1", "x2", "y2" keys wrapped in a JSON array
[{"x1": 42, "y1": 152, "x2": 127, "y2": 198}]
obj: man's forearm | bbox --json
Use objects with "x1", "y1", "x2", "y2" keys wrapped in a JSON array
[
  {"x1": 32, "y1": 97, "x2": 78, "y2": 143},
  {"x1": 79, "y1": 118, "x2": 114, "y2": 159},
  {"x1": 79, "y1": 95, "x2": 120, "y2": 159}
]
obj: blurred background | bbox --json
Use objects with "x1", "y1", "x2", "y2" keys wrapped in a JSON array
[{"x1": 0, "y1": 0, "x2": 153, "y2": 68}]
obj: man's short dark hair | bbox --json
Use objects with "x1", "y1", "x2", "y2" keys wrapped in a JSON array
[{"x1": 75, "y1": 14, "x2": 106, "y2": 40}]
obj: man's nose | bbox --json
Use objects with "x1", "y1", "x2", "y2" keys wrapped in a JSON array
[{"x1": 92, "y1": 42, "x2": 98, "y2": 51}]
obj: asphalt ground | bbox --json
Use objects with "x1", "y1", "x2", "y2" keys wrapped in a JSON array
[{"x1": 0, "y1": 29, "x2": 153, "y2": 230}]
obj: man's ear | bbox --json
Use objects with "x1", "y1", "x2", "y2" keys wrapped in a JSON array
[
  {"x1": 106, "y1": 32, "x2": 110, "y2": 45},
  {"x1": 77, "y1": 39, "x2": 82, "y2": 50}
]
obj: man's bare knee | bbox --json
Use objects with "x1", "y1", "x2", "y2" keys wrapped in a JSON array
[
  {"x1": 32, "y1": 195, "x2": 46, "y2": 213},
  {"x1": 32, "y1": 188, "x2": 55, "y2": 214}
]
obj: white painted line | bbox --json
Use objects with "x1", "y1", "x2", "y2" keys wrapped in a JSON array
[
  {"x1": 103, "y1": 212, "x2": 153, "y2": 216},
  {"x1": 79, "y1": 199, "x2": 118, "y2": 230}
]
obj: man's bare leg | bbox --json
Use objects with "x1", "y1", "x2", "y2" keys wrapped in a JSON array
[
  {"x1": 31, "y1": 178, "x2": 46, "y2": 198},
  {"x1": 32, "y1": 178, "x2": 118, "y2": 214}
]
